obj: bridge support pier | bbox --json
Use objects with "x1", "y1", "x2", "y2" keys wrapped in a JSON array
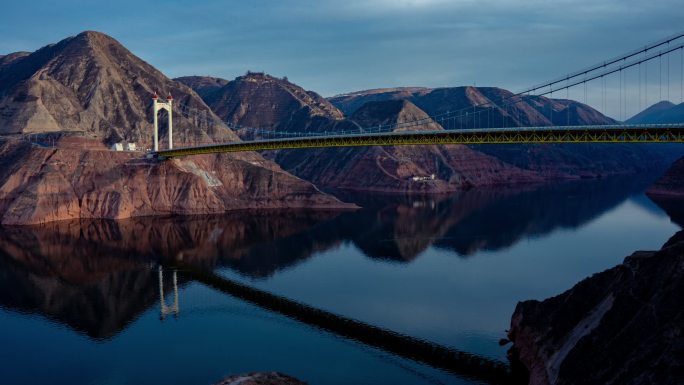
[{"x1": 152, "y1": 94, "x2": 173, "y2": 151}]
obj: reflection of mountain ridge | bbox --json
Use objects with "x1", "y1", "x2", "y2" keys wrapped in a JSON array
[
  {"x1": 433, "y1": 176, "x2": 655, "y2": 256},
  {"x1": 0, "y1": 175, "x2": 664, "y2": 340}
]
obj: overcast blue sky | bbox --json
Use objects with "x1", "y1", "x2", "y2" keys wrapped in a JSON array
[{"x1": 1, "y1": 0, "x2": 683, "y2": 117}]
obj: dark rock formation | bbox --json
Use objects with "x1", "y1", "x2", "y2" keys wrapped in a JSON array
[
  {"x1": 213, "y1": 372, "x2": 307, "y2": 385},
  {"x1": 508, "y1": 231, "x2": 684, "y2": 385},
  {"x1": 648, "y1": 155, "x2": 684, "y2": 197}
]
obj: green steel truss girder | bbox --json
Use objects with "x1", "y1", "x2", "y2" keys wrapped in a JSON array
[{"x1": 155, "y1": 125, "x2": 684, "y2": 158}]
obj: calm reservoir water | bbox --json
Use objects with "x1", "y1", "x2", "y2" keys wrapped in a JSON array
[{"x1": 0, "y1": 176, "x2": 681, "y2": 385}]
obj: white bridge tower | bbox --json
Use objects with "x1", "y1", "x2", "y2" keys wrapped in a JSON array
[{"x1": 152, "y1": 94, "x2": 173, "y2": 151}]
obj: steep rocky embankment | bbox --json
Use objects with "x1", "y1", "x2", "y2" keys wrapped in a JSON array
[
  {"x1": 0, "y1": 137, "x2": 350, "y2": 225},
  {"x1": 0, "y1": 32, "x2": 352, "y2": 224},
  {"x1": 508, "y1": 231, "x2": 684, "y2": 385}
]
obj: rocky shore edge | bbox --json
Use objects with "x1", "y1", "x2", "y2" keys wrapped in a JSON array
[
  {"x1": 508, "y1": 230, "x2": 684, "y2": 385},
  {"x1": 213, "y1": 372, "x2": 306, "y2": 385}
]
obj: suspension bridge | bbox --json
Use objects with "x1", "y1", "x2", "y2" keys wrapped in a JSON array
[{"x1": 150, "y1": 32, "x2": 684, "y2": 159}]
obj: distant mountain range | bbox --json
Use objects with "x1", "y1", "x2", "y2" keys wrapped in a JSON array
[
  {"x1": 179, "y1": 73, "x2": 682, "y2": 192},
  {"x1": 330, "y1": 86, "x2": 616, "y2": 127},
  {"x1": 626, "y1": 100, "x2": 684, "y2": 124}
]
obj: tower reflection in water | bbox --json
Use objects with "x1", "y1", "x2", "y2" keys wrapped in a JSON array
[{"x1": 158, "y1": 266, "x2": 179, "y2": 321}]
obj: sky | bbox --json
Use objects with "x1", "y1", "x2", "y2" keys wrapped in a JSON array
[{"x1": 1, "y1": 0, "x2": 684, "y2": 119}]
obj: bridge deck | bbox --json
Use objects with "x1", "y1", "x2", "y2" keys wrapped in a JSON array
[{"x1": 155, "y1": 124, "x2": 684, "y2": 158}]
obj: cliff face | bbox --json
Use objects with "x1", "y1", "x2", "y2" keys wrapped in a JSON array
[
  {"x1": 0, "y1": 137, "x2": 352, "y2": 225},
  {"x1": 647, "y1": 156, "x2": 684, "y2": 197},
  {"x1": 508, "y1": 231, "x2": 684, "y2": 385}
]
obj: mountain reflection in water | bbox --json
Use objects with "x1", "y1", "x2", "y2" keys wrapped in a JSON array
[{"x1": 0, "y1": 175, "x2": 671, "y2": 344}]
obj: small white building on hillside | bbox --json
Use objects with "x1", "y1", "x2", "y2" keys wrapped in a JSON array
[{"x1": 111, "y1": 142, "x2": 137, "y2": 152}]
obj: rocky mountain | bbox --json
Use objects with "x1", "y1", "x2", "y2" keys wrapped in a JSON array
[
  {"x1": 271, "y1": 99, "x2": 543, "y2": 193},
  {"x1": 626, "y1": 100, "x2": 684, "y2": 124},
  {"x1": 174, "y1": 75, "x2": 230, "y2": 99},
  {"x1": 181, "y1": 74, "x2": 681, "y2": 192},
  {"x1": 0, "y1": 51, "x2": 30, "y2": 67},
  {"x1": 179, "y1": 74, "x2": 547, "y2": 193},
  {"x1": 329, "y1": 86, "x2": 616, "y2": 127},
  {"x1": 0, "y1": 32, "x2": 353, "y2": 224},
  {"x1": 0, "y1": 31, "x2": 238, "y2": 146},
  {"x1": 0, "y1": 136, "x2": 352, "y2": 225},
  {"x1": 509, "y1": 230, "x2": 684, "y2": 385},
  {"x1": 177, "y1": 72, "x2": 348, "y2": 137},
  {"x1": 330, "y1": 88, "x2": 682, "y2": 177}
]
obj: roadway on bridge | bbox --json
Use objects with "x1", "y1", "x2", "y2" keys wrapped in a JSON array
[{"x1": 154, "y1": 124, "x2": 684, "y2": 158}]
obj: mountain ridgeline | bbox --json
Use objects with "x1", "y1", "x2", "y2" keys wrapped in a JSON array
[{"x1": 179, "y1": 74, "x2": 682, "y2": 193}]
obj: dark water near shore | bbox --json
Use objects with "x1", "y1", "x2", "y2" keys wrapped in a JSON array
[{"x1": 0, "y1": 176, "x2": 681, "y2": 385}]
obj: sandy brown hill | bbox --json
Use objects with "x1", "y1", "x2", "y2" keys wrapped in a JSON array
[
  {"x1": 0, "y1": 31, "x2": 234, "y2": 146},
  {"x1": 272, "y1": 100, "x2": 542, "y2": 193},
  {"x1": 0, "y1": 32, "x2": 354, "y2": 224},
  {"x1": 0, "y1": 137, "x2": 352, "y2": 225},
  {"x1": 178, "y1": 73, "x2": 345, "y2": 132}
]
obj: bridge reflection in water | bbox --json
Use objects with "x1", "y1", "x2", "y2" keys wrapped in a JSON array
[{"x1": 0, "y1": 175, "x2": 676, "y2": 383}]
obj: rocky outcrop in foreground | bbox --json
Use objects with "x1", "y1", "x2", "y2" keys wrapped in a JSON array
[
  {"x1": 213, "y1": 372, "x2": 306, "y2": 385},
  {"x1": 508, "y1": 231, "x2": 684, "y2": 385}
]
